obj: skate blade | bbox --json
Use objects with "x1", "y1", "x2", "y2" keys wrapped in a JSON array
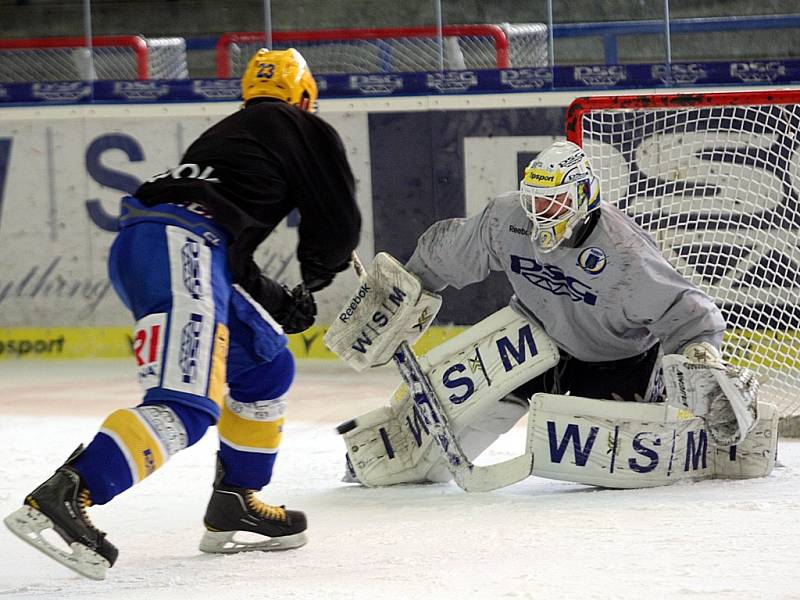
[
  {"x1": 199, "y1": 529, "x2": 308, "y2": 554},
  {"x1": 3, "y1": 506, "x2": 110, "y2": 580}
]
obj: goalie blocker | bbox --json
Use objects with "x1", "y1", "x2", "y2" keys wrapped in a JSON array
[{"x1": 324, "y1": 252, "x2": 443, "y2": 372}]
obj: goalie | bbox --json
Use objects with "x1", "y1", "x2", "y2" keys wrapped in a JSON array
[{"x1": 333, "y1": 140, "x2": 762, "y2": 489}]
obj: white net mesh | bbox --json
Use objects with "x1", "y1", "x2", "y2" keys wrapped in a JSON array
[
  {"x1": 0, "y1": 37, "x2": 188, "y2": 82},
  {"x1": 569, "y1": 92, "x2": 800, "y2": 429},
  {"x1": 222, "y1": 24, "x2": 547, "y2": 77},
  {"x1": 502, "y1": 23, "x2": 548, "y2": 70},
  {"x1": 144, "y1": 38, "x2": 189, "y2": 80}
]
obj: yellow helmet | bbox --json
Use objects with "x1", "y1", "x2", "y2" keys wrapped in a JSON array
[{"x1": 241, "y1": 48, "x2": 318, "y2": 111}]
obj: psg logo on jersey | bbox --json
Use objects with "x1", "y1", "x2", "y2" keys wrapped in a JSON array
[{"x1": 577, "y1": 247, "x2": 607, "y2": 274}]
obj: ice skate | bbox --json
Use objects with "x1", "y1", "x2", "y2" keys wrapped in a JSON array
[
  {"x1": 3, "y1": 445, "x2": 118, "y2": 580},
  {"x1": 199, "y1": 456, "x2": 307, "y2": 554}
]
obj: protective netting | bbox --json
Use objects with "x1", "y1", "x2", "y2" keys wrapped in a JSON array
[
  {"x1": 144, "y1": 38, "x2": 189, "y2": 80},
  {"x1": 568, "y1": 92, "x2": 800, "y2": 431},
  {"x1": 220, "y1": 24, "x2": 547, "y2": 77},
  {"x1": 502, "y1": 23, "x2": 549, "y2": 70},
  {"x1": 0, "y1": 36, "x2": 188, "y2": 82}
]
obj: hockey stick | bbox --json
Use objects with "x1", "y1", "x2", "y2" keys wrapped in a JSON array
[{"x1": 351, "y1": 252, "x2": 534, "y2": 492}]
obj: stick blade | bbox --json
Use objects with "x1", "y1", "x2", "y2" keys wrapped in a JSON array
[{"x1": 455, "y1": 453, "x2": 534, "y2": 492}]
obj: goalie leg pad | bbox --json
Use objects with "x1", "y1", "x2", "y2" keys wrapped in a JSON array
[
  {"x1": 529, "y1": 393, "x2": 777, "y2": 489},
  {"x1": 339, "y1": 393, "x2": 529, "y2": 486},
  {"x1": 712, "y1": 401, "x2": 778, "y2": 480},
  {"x1": 339, "y1": 404, "x2": 432, "y2": 487},
  {"x1": 338, "y1": 306, "x2": 559, "y2": 486}
]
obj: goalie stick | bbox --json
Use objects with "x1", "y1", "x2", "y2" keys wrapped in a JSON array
[{"x1": 349, "y1": 252, "x2": 534, "y2": 492}]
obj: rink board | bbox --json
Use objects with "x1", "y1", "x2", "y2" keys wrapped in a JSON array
[
  {"x1": 1, "y1": 91, "x2": 797, "y2": 362},
  {"x1": 0, "y1": 324, "x2": 468, "y2": 361}
]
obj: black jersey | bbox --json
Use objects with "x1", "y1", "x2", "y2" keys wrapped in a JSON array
[{"x1": 134, "y1": 97, "x2": 360, "y2": 313}]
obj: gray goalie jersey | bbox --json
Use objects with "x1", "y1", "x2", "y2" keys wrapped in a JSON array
[{"x1": 405, "y1": 192, "x2": 726, "y2": 362}]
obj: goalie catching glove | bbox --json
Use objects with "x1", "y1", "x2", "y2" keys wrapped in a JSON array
[{"x1": 663, "y1": 341, "x2": 759, "y2": 446}]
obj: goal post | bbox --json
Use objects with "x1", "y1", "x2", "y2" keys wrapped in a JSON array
[{"x1": 566, "y1": 89, "x2": 800, "y2": 433}]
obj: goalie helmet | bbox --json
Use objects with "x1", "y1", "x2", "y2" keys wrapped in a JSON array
[
  {"x1": 519, "y1": 140, "x2": 600, "y2": 252},
  {"x1": 241, "y1": 48, "x2": 318, "y2": 112}
]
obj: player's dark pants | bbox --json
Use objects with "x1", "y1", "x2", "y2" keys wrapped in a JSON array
[
  {"x1": 72, "y1": 197, "x2": 294, "y2": 504},
  {"x1": 512, "y1": 343, "x2": 663, "y2": 403}
]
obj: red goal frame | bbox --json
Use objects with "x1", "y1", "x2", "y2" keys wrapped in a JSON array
[
  {"x1": 0, "y1": 35, "x2": 150, "y2": 80},
  {"x1": 565, "y1": 89, "x2": 800, "y2": 143}
]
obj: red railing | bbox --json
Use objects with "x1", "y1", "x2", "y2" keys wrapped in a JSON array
[
  {"x1": 216, "y1": 25, "x2": 510, "y2": 77},
  {"x1": 0, "y1": 35, "x2": 149, "y2": 79}
]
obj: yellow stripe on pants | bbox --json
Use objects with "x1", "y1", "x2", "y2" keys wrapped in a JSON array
[
  {"x1": 217, "y1": 404, "x2": 283, "y2": 453},
  {"x1": 207, "y1": 323, "x2": 229, "y2": 409},
  {"x1": 101, "y1": 408, "x2": 166, "y2": 483}
]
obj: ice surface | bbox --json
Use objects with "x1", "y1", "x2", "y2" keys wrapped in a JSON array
[{"x1": 2, "y1": 360, "x2": 800, "y2": 600}]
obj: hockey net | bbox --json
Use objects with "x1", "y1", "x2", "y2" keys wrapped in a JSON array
[
  {"x1": 0, "y1": 36, "x2": 188, "y2": 82},
  {"x1": 567, "y1": 90, "x2": 800, "y2": 434},
  {"x1": 216, "y1": 24, "x2": 547, "y2": 78}
]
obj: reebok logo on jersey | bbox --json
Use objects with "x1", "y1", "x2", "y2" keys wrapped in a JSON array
[
  {"x1": 510, "y1": 254, "x2": 598, "y2": 305},
  {"x1": 509, "y1": 224, "x2": 531, "y2": 236}
]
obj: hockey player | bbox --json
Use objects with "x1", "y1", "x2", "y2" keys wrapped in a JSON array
[
  {"x1": 332, "y1": 139, "x2": 759, "y2": 488},
  {"x1": 408, "y1": 140, "x2": 726, "y2": 406},
  {"x1": 4, "y1": 48, "x2": 360, "y2": 579}
]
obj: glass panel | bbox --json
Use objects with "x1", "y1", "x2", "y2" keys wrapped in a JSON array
[
  {"x1": 551, "y1": 0, "x2": 670, "y2": 66},
  {"x1": 270, "y1": 0, "x2": 439, "y2": 75},
  {"x1": 0, "y1": 0, "x2": 94, "y2": 83},
  {"x1": 0, "y1": 3, "x2": 798, "y2": 91},
  {"x1": 669, "y1": 2, "x2": 799, "y2": 62},
  {"x1": 88, "y1": 0, "x2": 268, "y2": 79},
  {"x1": 442, "y1": 0, "x2": 551, "y2": 70}
]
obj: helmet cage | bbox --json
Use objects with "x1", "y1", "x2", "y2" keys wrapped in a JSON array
[{"x1": 520, "y1": 176, "x2": 596, "y2": 252}]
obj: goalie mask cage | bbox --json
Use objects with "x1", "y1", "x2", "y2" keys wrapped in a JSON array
[
  {"x1": 0, "y1": 36, "x2": 188, "y2": 82},
  {"x1": 216, "y1": 24, "x2": 548, "y2": 78},
  {"x1": 566, "y1": 90, "x2": 800, "y2": 434}
]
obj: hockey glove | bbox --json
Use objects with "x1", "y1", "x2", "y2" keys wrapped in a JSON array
[
  {"x1": 271, "y1": 284, "x2": 317, "y2": 334},
  {"x1": 682, "y1": 341, "x2": 724, "y2": 366},
  {"x1": 663, "y1": 342, "x2": 758, "y2": 446}
]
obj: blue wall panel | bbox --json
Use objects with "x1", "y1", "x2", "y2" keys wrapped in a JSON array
[{"x1": 369, "y1": 106, "x2": 566, "y2": 324}]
